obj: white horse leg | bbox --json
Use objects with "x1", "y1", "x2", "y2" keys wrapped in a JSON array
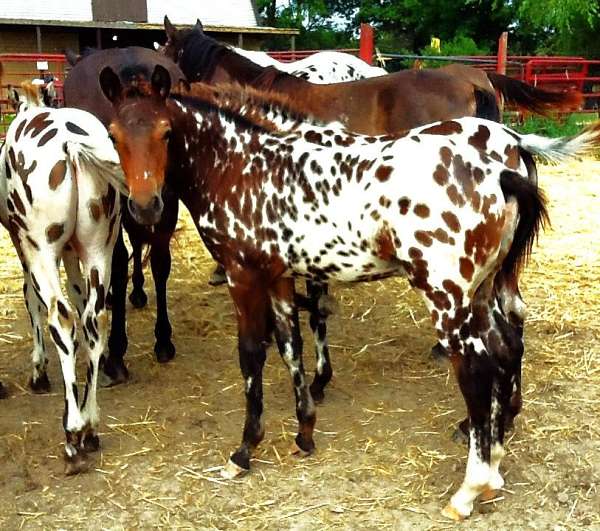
[{"x1": 23, "y1": 270, "x2": 50, "y2": 392}]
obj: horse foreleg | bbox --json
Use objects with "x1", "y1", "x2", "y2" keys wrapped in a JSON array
[
  {"x1": 150, "y1": 233, "x2": 175, "y2": 363},
  {"x1": 128, "y1": 233, "x2": 147, "y2": 309},
  {"x1": 103, "y1": 225, "x2": 130, "y2": 386},
  {"x1": 221, "y1": 270, "x2": 270, "y2": 479},
  {"x1": 271, "y1": 278, "x2": 316, "y2": 456}
]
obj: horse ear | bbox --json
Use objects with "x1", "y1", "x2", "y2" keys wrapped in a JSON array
[
  {"x1": 151, "y1": 65, "x2": 171, "y2": 99},
  {"x1": 99, "y1": 67, "x2": 123, "y2": 104},
  {"x1": 195, "y1": 19, "x2": 204, "y2": 32},
  {"x1": 164, "y1": 15, "x2": 176, "y2": 40},
  {"x1": 65, "y1": 49, "x2": 80, "y2": 66}
]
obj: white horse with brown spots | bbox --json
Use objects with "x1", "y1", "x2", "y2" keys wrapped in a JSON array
[{"x1": 0, "y1": 98, "x2": 125, "y2": 473}]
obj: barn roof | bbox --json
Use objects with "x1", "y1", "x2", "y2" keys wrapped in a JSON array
[{"x1": 0, "y1": 1, "x2": 298, "y2": 36}]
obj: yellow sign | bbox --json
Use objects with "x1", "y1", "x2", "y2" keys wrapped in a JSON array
[{"x1": 430, "y1": 37, "x2": 441, "y2": 52}]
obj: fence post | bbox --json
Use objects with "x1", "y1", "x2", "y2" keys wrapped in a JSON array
[
  {"x1": 359, "y1": 23, "x2": 374, "y2": 65},
  {"x1": 496, "y1": 31, "x2": 508, "y2": 113},
  {"x1": 497, "y1": 31, "x2": 508, "y2": 74}
]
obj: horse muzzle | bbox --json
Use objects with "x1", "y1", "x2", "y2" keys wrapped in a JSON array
[{"x1": 127, "y1": 193, "x2": 164, "y2": 225}]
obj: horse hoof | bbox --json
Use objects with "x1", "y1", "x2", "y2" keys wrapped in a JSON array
[
  {"x1": 64, "y1": 453, "x2": 89, "y2": 476},
  {"x1": 309, "y1": 383, "x2": 325, "y2": 404},
  {"x1": 430, "y1": 342, "x2": 448, "y2": 363},
  {"x1": 221, "y1": 458, "x2": 248, "y2": 479},
  {"x1": 29, "y1": 372, "x2": 51, "y2": 394},
  {"x1": 154, "y1": 342, "x2": 176, "y2": 364},
  {"x1": 0, "y1": 381, "x2": 7, "y2": 399},
  {"x1": 82, "y1": 434, "x2": 101, "y2": 453},
  {"x1": 441, "y1": 503, "x2": 467, "y2": 521},
  {"x1": 208, "y1": 265, "x2": 227, "y2": 286},
  {"x1": 99, "y1": 358, "x2": 129, "y2": 388},
  {"x1": 291, "y1": 434, "x2": 315, "y2": 457},
  {"x1": 129, "y1": 289, "x2": 148, "y2": 309},
  {"x1": 480, "y1": 488, "x2": 500, "y2": 503}
]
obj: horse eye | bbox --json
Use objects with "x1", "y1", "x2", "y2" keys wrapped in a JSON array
[
  {"x1": 108, "y1": 132, "x2": 116, "y2": 144},
  {"x1": 163, "y1": 129, "x2": 172, "y2": 141}
]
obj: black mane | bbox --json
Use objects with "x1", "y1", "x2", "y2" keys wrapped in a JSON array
[{"x1": 176, "y1": 29, "x2": 298, "y2": 88}]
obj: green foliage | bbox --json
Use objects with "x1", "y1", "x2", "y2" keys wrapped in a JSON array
[
  {"x1": 510, "y1": 113, "x2": 597, "y2": 138},
  {"x1": 253, "y1": 0, "x2": 600, "y2": 57}
]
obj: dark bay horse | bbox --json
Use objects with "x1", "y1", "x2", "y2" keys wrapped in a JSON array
[
  {"x1": 161, "y1": 19, "x2": 580, "y2": 416},
  {"x1": 63, "y1": 47, "x2": 186, "y2": 385},
  {"x1": 98, "y1": 67, "x2": 600, "y2": 519}
]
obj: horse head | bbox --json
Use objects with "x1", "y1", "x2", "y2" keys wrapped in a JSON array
[{"x1": 100, "y1": 64, "x2": 173, "y2": 225}]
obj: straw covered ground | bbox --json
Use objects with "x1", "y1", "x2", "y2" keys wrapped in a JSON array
[{"x1": 0, "y1": 159, "x2": 599, "y2": 530}]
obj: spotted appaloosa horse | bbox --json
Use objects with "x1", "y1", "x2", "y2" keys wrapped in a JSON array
[
  {"x1": 162, "y1": 17, "x2": 582, "y2": 416},
  {"x1": 0, "y1": 101, "x2": 124, "y2": 472},
  {"x1": 63, "y1": 46, "x2": 186, "y2": 386},
  {"x1": 101, "y1": 65, "x2": 600, "y2": 519},
  {"x1": 231, "y1": 48, "x2": 388, "y2": 83}
]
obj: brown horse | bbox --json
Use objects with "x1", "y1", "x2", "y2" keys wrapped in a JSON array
[
  {"x1": 63, "y1": 47, "x2": 186, "y2": 385},
  {"x1": 97, "y1": 67, "x2": 600, "y2": 519},
  {"x1": 163, "y1": 17, "x2": 581, "y2": 135}
]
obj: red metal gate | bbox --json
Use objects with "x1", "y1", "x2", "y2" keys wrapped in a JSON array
[{"x1": 1, "y1": 53, "x2": 67, "y2": 136}]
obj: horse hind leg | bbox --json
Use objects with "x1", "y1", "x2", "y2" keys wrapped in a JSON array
[
  {"x1": 306, "y1": 280, "x2": 333, "y2": 403},
  {"x1": 27, "y1": 255, "x2": 87, "y2": 474},
  {"x1": 23, "y1": 270, "x2": 51, "y2": 393},
  {"x1": 271, "y1": 278, "x2": 316, "y2": 456}
]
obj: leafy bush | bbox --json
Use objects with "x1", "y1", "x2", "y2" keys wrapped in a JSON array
[{"x1": 509, "y1": 113, "x2": 597, "y2": 138}]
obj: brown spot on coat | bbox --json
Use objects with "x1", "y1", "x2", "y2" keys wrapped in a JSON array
[
  {"x1": 421, "y1": 121, "x2": 463, "y2": 135},
  {"x1": 65, "y1": 122, "x2": 89, "y2": 136},
  {"x1": 398, "y1": 197, "x2": 411, "y2": 214},
  {"x1": 374, "y1": 226, "x2": 397, "y2": 262},
  {"x1": 88, "y1": 201, "x2": 101, "y2": 222},
  {"x1": 504, "y1": 145, "x2": 520, "y2": 169},
  {"x1": 46, "y1": 223, "x2": 64, "y2": 243},
  {"x1": 14, "y1": 119, "x2": 27, "y2": 142},
  {"x1": 459, "y1": 257, "x2": 474, "y2": 281},
  {"x1": 440, "y1": 146, "x2": 452, "y2": 167},
  {"x1": 442, "y1": 211, "x2": 461, "y2": 233},
  {"x1": 468, "y1": 124, "x2": 490, "y2": 151},
  {"x1": 49, "y1": 160, "x2": 67, "y2": 190},
  {"x1": 433, "y1": 164, "x2": 449, "y2": 185},
  {"x1": 24, "y1": 112, "x2": 52, "y2": 138},
  {"x1": 415, "y1": 230, "x2": 433, "y2": 247},
  {"x1": 37, "y1": 128, "x2": 58, "y2": 147},
  {"x1": 413, "y1": 203, "x2": 430, "y2": 218},
  {"x1": 375, "y1": 165, "x2": 393, "y2": 182}
]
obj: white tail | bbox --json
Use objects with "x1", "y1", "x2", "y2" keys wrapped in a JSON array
[
  {"x1": 65, "y1": 140, "x2": 127, "y2": 196},
  {"x1": 518, "y1": 121, "x2": 600, "y2": 163}
]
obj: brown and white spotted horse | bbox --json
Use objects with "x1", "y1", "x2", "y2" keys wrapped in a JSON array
[
  {"x1": 162, "y1": 18, "x2": 581, "y2": 412},
  {"x1": 0, "y1": 99, "x2": 124, "y2": 473},
  {"x1": 100, "y1": 65, "x2": 600, "y2": 519}
]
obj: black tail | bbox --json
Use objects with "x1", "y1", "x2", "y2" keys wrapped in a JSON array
[
  {"x1": 499, "y1": 171, "x2": 549, "y2": 278},
  {"x1": 487, "y1": 72, "x2": 582, "y2": 116},
  {"x1": 474, "y1": 88, "x2": 501, "y2": 122}
]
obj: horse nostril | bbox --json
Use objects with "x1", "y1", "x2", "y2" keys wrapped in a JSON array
[{"x1": 151, "y1": 194, "x2": 163, "y2": 212}]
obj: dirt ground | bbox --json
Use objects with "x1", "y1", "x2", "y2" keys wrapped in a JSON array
[{"x1": 0, "y1": 159, "x2": 599, "y2": 530}]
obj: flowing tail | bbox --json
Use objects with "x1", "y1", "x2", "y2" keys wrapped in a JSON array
[
  {"x1": 65, "y1": 140, "x2": 127, "y2": 196},
  {"x1": 488, "y1": 72, "x2": 583, "y2": 115},
  {"x1": 516, "y1": 121, "x2": 600, "y2": 163},
  {"x1": 499, "y1": 171, "x2": 549, "y2": 278}
]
